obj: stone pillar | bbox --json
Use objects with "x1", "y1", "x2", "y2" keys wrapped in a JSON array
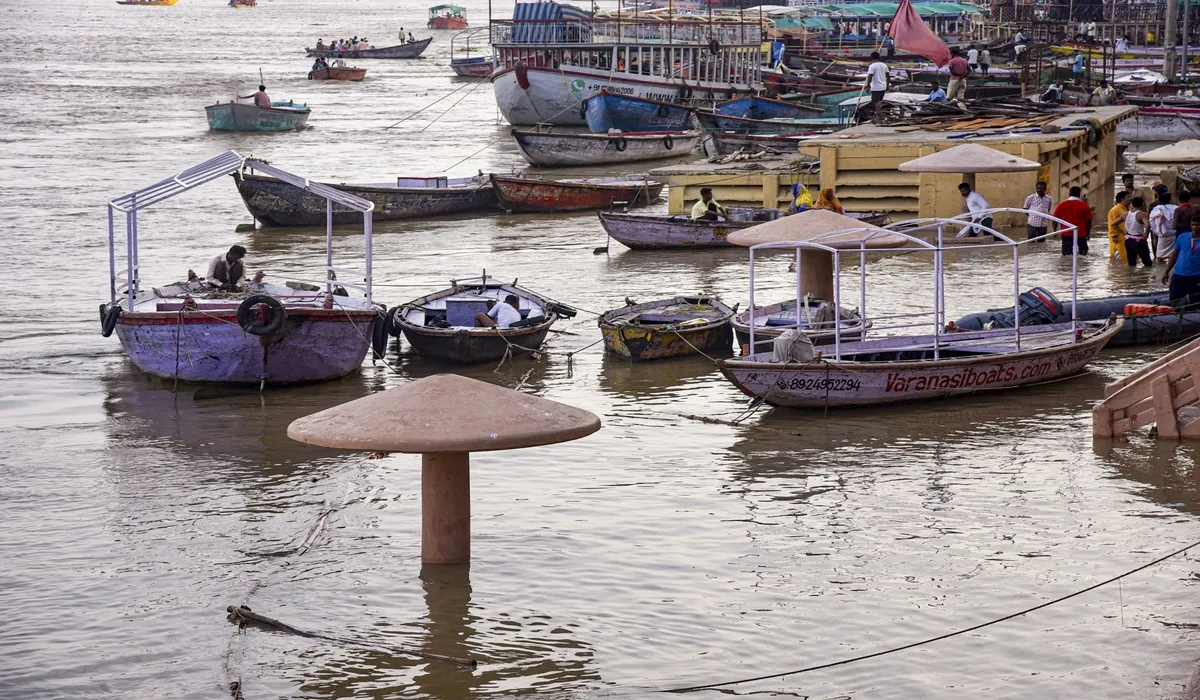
[{"x1": 422, "y1": 452, "x2": 471, "y2": 564}]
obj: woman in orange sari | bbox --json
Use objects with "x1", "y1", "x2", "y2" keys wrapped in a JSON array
[{"x1": 815, "y1": 188, "x2": 844, "y2": 214}]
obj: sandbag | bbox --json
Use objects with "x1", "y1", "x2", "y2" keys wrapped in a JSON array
[{"x1": 771, "y1": 329, "x2": 815, "y2": 363}]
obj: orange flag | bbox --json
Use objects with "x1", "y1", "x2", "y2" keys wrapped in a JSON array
[{"x1": 887, "y1": 0, "x2": 951, "y2": 67}]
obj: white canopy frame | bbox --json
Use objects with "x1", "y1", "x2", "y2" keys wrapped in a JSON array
[
  {"x1": 746, "y1": 209, "x2": 1082, "y2": 362},
  {"x1": 107, "y1": 151, "x2": 376, "y2": 311}
]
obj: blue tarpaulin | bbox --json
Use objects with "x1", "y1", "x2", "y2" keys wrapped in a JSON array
[{"x1": 511, "y1": 2, "x2": 592, "y2": 43}]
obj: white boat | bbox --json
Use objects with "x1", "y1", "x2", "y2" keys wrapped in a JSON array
[
  {"x1": 717, "y1": 210, "x2": 1124, "y2": 409},
  {"x1": 511, "y1": 127, "x2": 699, "y2": 166},
  {"x1": 101, "y1": 152, "x2": 386, "y2": 386},
  {"x1": 488, "y1": 4, "x2": 763, "y2": 125}
]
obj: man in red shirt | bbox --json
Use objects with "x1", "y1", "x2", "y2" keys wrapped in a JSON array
[
  {"x1": 947, "y1": 47, "x2": 971, "y2": 101},
  {"x1": 1051, "y1": 185, "x2": 1092, "y2": 256}
]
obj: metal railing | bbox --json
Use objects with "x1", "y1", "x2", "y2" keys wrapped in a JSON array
[{"x1": 490, "y1": 18, "x2": 764, "y2": 46}]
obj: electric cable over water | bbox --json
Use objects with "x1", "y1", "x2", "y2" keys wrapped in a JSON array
[{"x1": 661, "y1": 538, "x2": 1200, "y2": 693}]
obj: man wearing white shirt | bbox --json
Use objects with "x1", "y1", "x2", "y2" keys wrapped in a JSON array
[
  {"x1": 958, "y1": 182, "x2": 993, "y2": 237},
  {"x1": 966, "y1": 45, "x2": 979, "y2": 71},
  {"x1": 475, "y1": 294, "x2": 523, "y2": 328},
  {"x1": 1023, "y1": 181, "x2": 1053, "y2": 241},
  {"x1": 865, "y1": 51, "x2": 888, "y2": 106}
]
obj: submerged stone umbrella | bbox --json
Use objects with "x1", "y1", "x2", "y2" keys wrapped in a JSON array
[
  {"x1": 727, "y1": 208, "x2": 907, "y2": 300},
  {"x1": 897, "y1": 143, "x2": 1042, "y2": 194},
  {"x1": 287, "y1": 374, "x2": 600, "y2": 564}
]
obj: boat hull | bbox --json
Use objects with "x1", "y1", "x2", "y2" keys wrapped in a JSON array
[
  {"x1": 430, "y1": 17, "x2": 469, "y2": 30},
  {"x1": 492, "y1": 175, "x2": 662, "y2": 213},
  {"x1": 235, "y1": 172, "x2": 497, "y2": 226},
  {"x1": 707, "y1": 131, "x2": 815, "y2": 156},
  {"x1": 696, "y1": 111, "x2": 838, "y2": 136},
  {"x1": 310, "y1": 67, "x2": 367, "y2": 81},
  {"x1": 116, "y1": 309, "x2": 375, "y2": 384},
  {"x1": 492, "y1": 64, "x2": 754, "y2": 126},
  {"x1": 1116, "y1": 107, "x2": 1200, "y2": 141},
  {"x1": 597, "y1": 212, "x2": 760, "y2": 249},
  {"x1": 205, "y1": 102, "x2": 310, "y2": 132},
  {"x1": 306, "y1": 39, "x2": 432, "y2": 59},
  {"x1": 719, "y1": 320, "x2": 1122, "y2": 408},
  {"x1": 511, "y1": 129, "x2": 699, "y2": 166},
  {"x1": 451, "y1": 57, "x2": 495, "y2": 77},
  {"x1": 584, "y1": 92, "x2": 694, "y2": 133},
  {"x1": 399, "y1": 325, "x2": 551, "y2": 364}
]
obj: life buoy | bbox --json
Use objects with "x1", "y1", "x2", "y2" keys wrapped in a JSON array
[
  {"x1": 371, "y1": 308, "x2": 390, "y2": 358},
  {"x1": 663, "y1": 134, "x2": 674, "y2": 150},
  {"x1": 612, "y1": 136, "x2": 628, "y2": 152},
  {"x1": 99, "y1": 303, "x2": 121, "y2": 338},
  {"x1": 656, "y1": 103, "x2": 670, "y2": 118},
  {"x1": 515, "y1": 63, "x2": 530, "y2": 90},
  {"x1": 237, "y1": 295, "x2": 286, "y2": 336}
]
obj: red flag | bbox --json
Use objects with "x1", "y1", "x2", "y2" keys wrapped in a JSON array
[{"x1": 887, "y1": 0, "x2": 951, "y2": 67}]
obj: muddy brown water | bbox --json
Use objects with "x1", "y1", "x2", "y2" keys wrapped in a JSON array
[{"x1": 3, "y1": 1, "x2": 1200, "y2": 697}]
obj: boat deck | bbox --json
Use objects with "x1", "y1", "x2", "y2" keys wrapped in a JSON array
[{"x1": 128, "y1": 281, "x2": 374, "y2": 314}]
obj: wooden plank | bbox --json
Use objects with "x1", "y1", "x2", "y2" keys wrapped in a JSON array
[{"x1": 1152, "y1": 375, "x2": 1179, "y2": 438}]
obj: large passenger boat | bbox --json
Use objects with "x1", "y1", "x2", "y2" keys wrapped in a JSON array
[{"x1": 489, "y1": 2, "x2": 764, "y2": 125}]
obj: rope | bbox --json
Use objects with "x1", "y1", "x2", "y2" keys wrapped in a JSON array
[
  {"x1": 662, "y1": 537, "x2": 1200, "y2": 694},
  {"x1": 417, "y1": 78, "x2": 490, "y2": 133},
  {"x1": 383, "y1": 77, "x2": 488, "y2": 130}
]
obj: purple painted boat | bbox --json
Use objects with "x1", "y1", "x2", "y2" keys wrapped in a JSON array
[
  {"x1": 102, "y1": 151, "x2": 386, "y2": 386},
  {"x1": 597, "y1": 209, "x2": 780, "y2": 249},
  {"x1": 598, "y1": 209, "x2": 887, "y2": 250},
  {"x1": 717, "y1": 210, "x2": 1125, "y2": 409}
]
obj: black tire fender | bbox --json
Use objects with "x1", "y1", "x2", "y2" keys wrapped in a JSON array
[
  {"x1": 371, "y1": 308, "x2": 391, "y2": 358},
  {"x1": 385, "y1": 306, "x2": 403, "y2": 337},
  {"x1": 612, "y1": 136, "x2": 628, "y2": 152},
  {"x1": 100, "y1": 303, "x2": 121, "y2": 338},
  {"x1": 236, "y1": 295, "x2": 286, "y2": 336},
  {"x1": 663, "y1": 134, "x2": 674, "y2": 150}
]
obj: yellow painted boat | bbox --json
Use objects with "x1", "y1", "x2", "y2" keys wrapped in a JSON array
[{"x1": 116, "y1": 0, "x2": 179, "y2": 6}]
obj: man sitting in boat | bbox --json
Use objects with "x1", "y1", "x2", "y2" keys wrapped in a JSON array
[
  {"x1": 475, "y1": 295, "x2": 522, "y2": 328},
  {"x1": 690, "y1": 187, "x2": 728, "y2": 221},
  {"x1": 407, "y1": 32, "x2": 417, "y2": 43},
  {"x1": 315, "y1": 38, "x2": 327, "y2": 51},
  {"x1": 238, "y1": 85, "x2": 271, "y2": 109},
  {"x1": 206, "y1": 245, "x2": 247, "y2": 292},
  {"x1": 311, "y1": 57, "x2": 328, "y2": 72}
]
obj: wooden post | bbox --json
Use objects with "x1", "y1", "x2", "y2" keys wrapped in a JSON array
[
  {"x1": 1151, "y1": 375, "x2": 1180, "y2": 438},
  {"x1": 422, "y1": 452, "x2": 471, "y2": 564}
]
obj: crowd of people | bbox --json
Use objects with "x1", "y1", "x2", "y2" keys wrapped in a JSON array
[{"x1": 313, "y1": 37, "x2": 375, "y2": 53}]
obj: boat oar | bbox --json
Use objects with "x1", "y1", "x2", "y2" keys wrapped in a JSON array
[{"x1": 592, "y1": 236, "x2": 609, "y2": 255}]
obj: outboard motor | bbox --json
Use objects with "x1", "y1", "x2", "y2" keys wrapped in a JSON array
[{"x1": 953, "y1": 287, "x2": 1064, "y2": 331}]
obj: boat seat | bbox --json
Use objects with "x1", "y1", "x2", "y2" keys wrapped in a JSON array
[
  {"x1": 765, "y1": 318, "x2": 804, "y2": 327},
  {"x1": 636, "y1": 314, "x2": 696, "y2": 324}
]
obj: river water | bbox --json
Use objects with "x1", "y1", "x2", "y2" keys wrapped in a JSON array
[{"x1": 4, "y1": 1, "x2": 1200, "y2": 698}]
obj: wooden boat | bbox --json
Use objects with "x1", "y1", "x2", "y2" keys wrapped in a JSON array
[
  {"x1": 599, "y1": 209, "x2": 887, "y2": 250},
  {"x1": 732, "y1": 297, "x2": 868, "y2": 353},
  {"x1": 102, "y1": 152, "x2": 384, "y2": 385},
  {"x1": 1117, "y1": 106, "x2": 1200, "y2": 141},
  {"x1": 598, "y1": 296, "x2": 735, "y2": 362},
  {"x1": 707, "y1": 131, "x2": 822, "y2": 156},
  {"x1": 718, "y1": 210, "x2": 1123, "y2": 409},
  {"x1": 228, "y1": 0, "x2": 255, "y2": 6},
  {"x1": 392, "y1": 275, "x2": 577, "y2": 364},
  {"x1": 721, "y1": 320, "x2": 1122, "y2": 408},
  {"x1": 696, "y1": 111, "x2": 840, "y2": 136},
  {"x1": 116, "y1": 0, "x2": 177, "y2": 5},
  {"x1": 597, "y1": 209, "x2": 780, "y2": 249},
  {"x1": 305, "y1": 38, "x2": 432, "y2": 59},
  {"x1": 235, "y1": 170, "x2": 496, "y2": 226},
  {"x1": 451, "y1": 56, "x2": 495, "y2": 77},
  {"x1": 309, "y1": 66, "x2": 367, "y2": 81},
  {"x1": 491, "y1": 174, "x2": 662, "y2": 213},
  {"x1": 449, "y1": 26, "x2": 493, "y2": 77},
  {"x1": 715, "y1": 95, "x2": 823, "y2": 119},
  {"x1": 205, "y1": 101, "x2": 310, "y2": 132},
  {"x1": 956, "y1": 290, "x2": 1200, "y2": 348},
  {"x1": 428, "y1": 4, "x2": 468, "y2": 29},
  {"x1": 583, "y1": 90, "x2": 695, "y2": 133},
  {"x1": 511, "y1": 128, "x2": 700, "y2": 166}
]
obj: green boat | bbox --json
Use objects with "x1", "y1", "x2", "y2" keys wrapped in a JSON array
[{"x1": 204, "y1": 100, "x2": 311, "y2": 132}]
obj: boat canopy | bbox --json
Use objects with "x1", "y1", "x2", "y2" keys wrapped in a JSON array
[
  {"x1": 429, "y1": 4, "x2": 465, "y2": 14},
  {"x1": 510, "y1": 1, "x2": 593, "y2": 43}
]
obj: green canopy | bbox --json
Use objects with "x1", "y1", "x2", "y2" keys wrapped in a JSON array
[
  {"x1": 429, "y1": 4, "x2": 465, "y2": 14},
  {"x1": 803, "y1": 16, "x2": 835, "y2": 29}
]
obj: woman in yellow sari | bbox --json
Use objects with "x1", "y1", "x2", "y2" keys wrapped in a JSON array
[{"x1": 815, "y1": 188, "x2": 844, "y2": 214}]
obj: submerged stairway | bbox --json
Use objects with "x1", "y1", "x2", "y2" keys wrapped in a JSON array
[{"x1": 1093, "y1": 337, "x2": 1200, "y2": 439}]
